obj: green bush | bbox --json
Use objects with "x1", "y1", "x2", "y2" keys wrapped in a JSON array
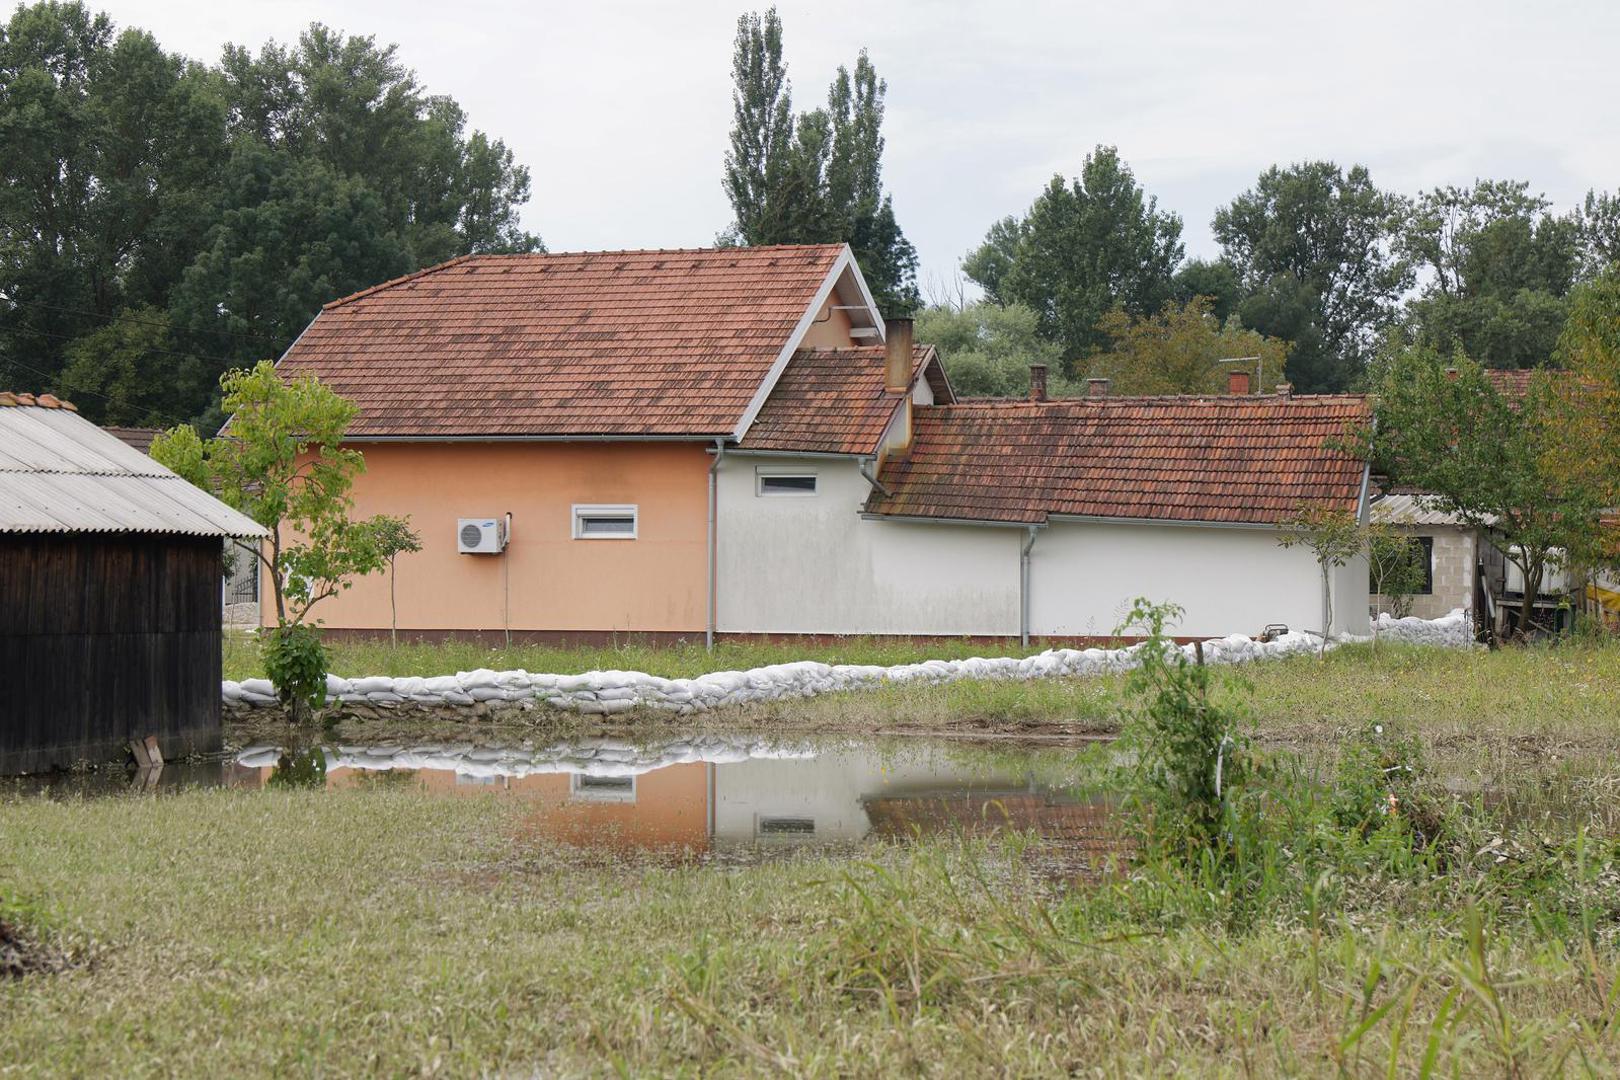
[{"x1": 262, "y1": 622, "x2": 328, "y2": 723}]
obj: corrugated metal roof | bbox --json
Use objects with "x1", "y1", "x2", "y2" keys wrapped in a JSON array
[
  {"x1": 1370, "y1": 493, "x2": 1481, "y2": 527},
  {"x1": 0, "y1": 406, "x2": 267, "y2": 538}
]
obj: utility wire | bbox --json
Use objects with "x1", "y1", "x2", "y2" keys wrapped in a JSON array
[
  {"x1": 1, "y1": 353, "x2": 197, "y2": 429},
  {"x1": 1, "y1": 295, "x2": 292, "y2": 350},
  {"x1": 16, "y1": 324, "x2": 259, "y2": 371}
]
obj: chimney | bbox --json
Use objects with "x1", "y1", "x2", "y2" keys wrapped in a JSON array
[
  {"x1": 1275, "y1": 381, "x2": 1293, "y2": 399},
  {"x1": 884, "y1": 318, "x2": 913, "y2": 393},
  {"x1": 1028, "y1": 364, "x2": 1048, "y2": 402},
  {"x1": 1086, "y1": 377, "x2": 1111, "y2": 398},
  {"x1": 1227, "y1": 370, "x2": 1252, "y2": 396}
]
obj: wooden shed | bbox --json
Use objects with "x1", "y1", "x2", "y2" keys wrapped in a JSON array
[{"x1": 0, "y1": 392, "x2": 266, "y2": 774}]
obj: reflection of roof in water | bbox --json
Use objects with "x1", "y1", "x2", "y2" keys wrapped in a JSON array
[{"x1": 862, "y1": 793, "x2": 1118, "y2": 849}]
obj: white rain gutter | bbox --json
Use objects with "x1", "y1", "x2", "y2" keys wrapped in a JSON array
[
  {"x1": 857, "y1": 456, "x2": 890, "y2": 498},
  {"x1": 1020, "y1": 524, "x2": 1044, "y2": 647},
  {"x1": 706, "y1": 439, "x2": 726, "y2": 650}
]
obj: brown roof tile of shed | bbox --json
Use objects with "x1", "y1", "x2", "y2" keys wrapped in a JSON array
[
  {"x1": 738, "y1": 344, "x2": 950, "y2": 455},
  {"x1": 275, "y1": 245, "x2": 848, "y2": 438},
  {"x1": 865, "y1": 394, "x2": 1370, "y2": 526}
]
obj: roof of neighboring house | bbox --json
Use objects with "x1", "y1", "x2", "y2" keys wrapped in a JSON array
[
  {"x1": 102, "y1": 426, "x2": 161, "y2": 453},
  {"x1": 1370, "y1": 493, "x2": 1480, "y2": 528},
  {"x1": 275, "y1": 244, "x2": 856, "y2": 439},
  {"x1": 737, "y1": 344, "x2": 953, "y2": 455},
  {"x1": 0, "y1": 393, "x2": 266, "y2": 538},
  {"x1": 865, "y1": 394, "x2": 1370, "y2": 527}
]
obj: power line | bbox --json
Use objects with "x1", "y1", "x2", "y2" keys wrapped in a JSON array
[
  {"x1": 1, "y1": 295, "x2": 293, "y2": 350},
  {"x1": 0, "y1": 353, "x2": 194, "y2": 428},
  {"x1": 16, "y1": 324, "x2": 256, "y2": 370}
]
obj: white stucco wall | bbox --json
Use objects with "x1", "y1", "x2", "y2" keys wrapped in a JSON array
[
  {"x1": 715, "y1": 455, "x2": 1021, "y2": 635},
  {"x1": 1028, "y1": 520, "x2": 1369, "y2": 640},
  {"x1": 711, "y1": 746, "x2": 1016, "y2": 842},
  {"x1": 717, "y1": 454, "x2": 1370, "y2": 640}
]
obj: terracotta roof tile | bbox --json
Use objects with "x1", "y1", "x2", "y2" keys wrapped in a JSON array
[
  {"x1": 276, "y1": 245, "x2": 847, "y2": 438},
  {"x1": 0, "y1": 392, "x2": 77, "y2": 411},
  {"x1": 738, "y1": 344, "x2": 947, "y2": 455},
  {"x1": 866, "y1": 394, "x2": 1370, "y2": 526}
]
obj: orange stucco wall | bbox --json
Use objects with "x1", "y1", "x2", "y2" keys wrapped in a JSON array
[
  {"x1": 268, "y1": 441, "x2": 712, "y2": 633},
  {"x1": 800, "y1": 297, "x2": 856, "y2": 347}
]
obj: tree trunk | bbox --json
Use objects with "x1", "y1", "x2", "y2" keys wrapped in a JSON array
[
  {"x1": 389, "y1": 558, "x2": 397, "y2": 649},
  {"x1": 1517, "y1": 561, "x2": 1544, "y2": 640}
]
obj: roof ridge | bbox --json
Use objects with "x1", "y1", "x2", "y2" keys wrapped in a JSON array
[
  {"x1": 922, "y1": 393, "x2": 1367, "y2": 409},
  {"x1": 320, "y1": 243, "x2": 849, "y2": 312},
  {"x1": 322, "y1": 255, "x2": 478, "y2": 311}
]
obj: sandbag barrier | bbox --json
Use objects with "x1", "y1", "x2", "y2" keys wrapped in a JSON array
[
  {"x1": 221, "y1": 610, "x2": 1474, "y2": 716},
  {"x1": 235, "y1": 734, "x2": 816, "y2": 779}
]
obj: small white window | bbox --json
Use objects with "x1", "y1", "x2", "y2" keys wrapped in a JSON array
[
  {"x1": 756, "y1": 472, "x2": 818, "y2": 497},
  {"x1": 758, "y1": 816, "x2": 816, "y2": 836},
  {"x1": 570, "y1": 773, "x2": 636, "y2": 802},
  {"x1": 573, "y1": 504, "x2": 638, "y2": 539}
]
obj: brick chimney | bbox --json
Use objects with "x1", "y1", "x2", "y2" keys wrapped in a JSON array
[
  {"x1": 884, "y1": 318, "x2": 913, "y2": 393},
  {"x1": 1028, "y1": 364, "x2": 1048, "y2": 402},
  {"x1": 1275, "y1": 381, "x2": 1293, "y2": 399},
  {"x1": 1086, "y1": 377, "x2": 1111, "y2": 398},
  {"x1": 1227, "y1": 370, "x2": 1252, "y2": 395}
]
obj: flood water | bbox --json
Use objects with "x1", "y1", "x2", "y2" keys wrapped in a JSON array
[{"x1": 4, "y1": 736, "x2": 1122, "y2": 866}]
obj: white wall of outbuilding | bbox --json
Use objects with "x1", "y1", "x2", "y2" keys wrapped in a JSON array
[{"x1": 714, "y1": 453, "x2": 1370, "y2": 640}]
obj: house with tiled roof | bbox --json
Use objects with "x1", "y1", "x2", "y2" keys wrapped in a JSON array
[
  {"x1": 719, "y1": 365, "x2": 1372, "y2": 641},
  {"x1": 271, "y1": 243, "x2": 949, "y2": 641},
  {"x1": 274, "y1": 244, "x2": 1370, "y2": 643}
]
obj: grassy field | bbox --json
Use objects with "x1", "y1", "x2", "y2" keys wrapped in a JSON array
[
  {"x1": 4, "y1": 746, "x2": 1619, "y2": 1076},
  {"x1": 220, "y1": 630, "x2": 1062, "y2": 683},
  {"x1": 7, "y1": 641, "x2": 1617, "y2": 1075}
]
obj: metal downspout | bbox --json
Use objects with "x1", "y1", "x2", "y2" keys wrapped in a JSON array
[
  {"x1": 857, "y1": 456, "x2": 890, "y2": 497},
  {"x1": 1021, "y1": 525, "x2": 1041, "y2": 648},
  {"x1": 706, "y1": 439, "x2": 725, "y2": 651}
]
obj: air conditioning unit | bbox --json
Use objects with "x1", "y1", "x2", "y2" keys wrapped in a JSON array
[{"x1": 457, "y1": 517, "x2": 507, "y2": 554}]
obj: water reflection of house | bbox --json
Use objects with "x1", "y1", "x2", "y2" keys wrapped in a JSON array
[{"x1": 232, "y1": 743, "x2": 1099, "y2": 853}]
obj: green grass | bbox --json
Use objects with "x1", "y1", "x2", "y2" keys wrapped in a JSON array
[
  {"x1": 222, "y1": 631, "x2": 1058, "y2": 683},
  {"x1": 5, "y1": 758, "x2": 1619, "y2": 1076}
]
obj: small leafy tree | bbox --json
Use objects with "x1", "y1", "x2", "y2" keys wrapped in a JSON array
[
  {"x1": 1116, "y1": 599, "x2": 1261, "y2": 863},
  {"x1": 372, "y1": 516, "x2": 422, "y2": 647},
  {"x1": 152, "y1": 361, "x2": 391, "y2": 721},
  {"x1": 1276, "y1": 505, "x2": 1365, "y2": 656},
  {"x1": 1089, "y1": 295, "x2": 1291, "y2": 396},
  {"x1": 1367, "y1": 349, "x2": 1606, "y2": 637},
  {"x1": 1366, "y1": 521, "x2": 1427, "y2": 622}
]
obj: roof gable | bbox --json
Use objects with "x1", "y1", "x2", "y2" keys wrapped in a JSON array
[
  {"x1": 738, "y1": 343, "x2": 944, "y2": 456},
  {"x1": 865, "y1": 394, "x2": 1370, "y2": 526},
  {"x1": 277, "y1": 244, "x2": 856, "y2": 439}
]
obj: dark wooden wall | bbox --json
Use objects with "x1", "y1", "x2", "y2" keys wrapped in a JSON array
[{"x1": 0, "y1": 533, "x2": 223, "y2": 774}]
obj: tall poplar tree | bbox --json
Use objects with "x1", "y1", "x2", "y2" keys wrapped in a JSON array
[{"x1": 721, "y1": 8, "x2": 919, "y2": 314}]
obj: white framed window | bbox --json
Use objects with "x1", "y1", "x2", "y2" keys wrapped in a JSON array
[
  {"x1": 572, "y1": 504, "x2": 638, "y2": 539},
  {"x1": 757, "y1": 816, "x2": 815, "y2": 836},
  {"x1": 570, "y1": 773, "x2": 636, "y2": 802},
  {"x1": 756, "y1": 470, "x2": 818, "y2": 497}
]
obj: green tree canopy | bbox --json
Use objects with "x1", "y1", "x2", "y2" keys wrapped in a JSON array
[
  {"x1": 914, "y1": 301, "x2": 1063, "y2": 398},
  {"x1": 1398, "y1": 180, "x2": 1581, "y2": 370},
  {"x1": 0, "y1": 3, "x2": 538, "y2": 427},
  {"x1": 1213, "y1": 162, "x2": 1407, "y2": 393},
  {"x1": 963, "y1": 146, "x2": 1184, "y2": 372},
  {"x1": 1087, "y1": 297, "x2": 1290, "y2": 396},
  {"x1": 721, "y1": 8, "x2": 918, "y2": 314},
  {"x1": 1366, "y1": 348, "x2": 1606, "y2": 633}
]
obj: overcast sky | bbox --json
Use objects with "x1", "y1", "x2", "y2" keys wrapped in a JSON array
[{"x1": 91, "y1": 0, "x2": 1620, "y2": 298}]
